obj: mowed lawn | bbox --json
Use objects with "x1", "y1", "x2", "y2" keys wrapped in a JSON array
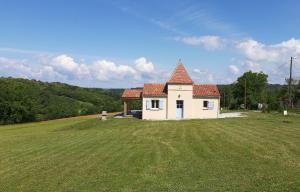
[{"x1": 0, "y1": 113, "x2": 299, "y2": 192}]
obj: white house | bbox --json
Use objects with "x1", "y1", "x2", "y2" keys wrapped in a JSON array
[{"x1": 122, "y1": 63, "x2": 220, "y2": 120}]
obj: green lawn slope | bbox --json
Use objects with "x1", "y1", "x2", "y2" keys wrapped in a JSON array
[{"x1": 0, "y1": 112, "x2": 299, "y2": 191}]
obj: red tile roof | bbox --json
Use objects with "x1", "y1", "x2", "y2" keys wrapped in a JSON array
[
  {"x1": 122, "y1": 64, "x2": 219, "y2": 99},
  {"x1": 122, "y1": 89, "x2": 143, "y2": 100},
  {"x1": 167, "y1": 64, "x2": 193, "y2": 84},
  {"x1": 122, "y1": 84, "x2": 219, "y2": 98},
  {"x1": 143, "y1": 83, "x2": 167, "y2": 97},
  {"x1": 193, "y1": 84, "x2": 220, "y2": 97}
]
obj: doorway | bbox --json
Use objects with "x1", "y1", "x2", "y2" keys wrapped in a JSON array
[{"x1": 176, "y1": 100, "x2": 184, "y2": 119}]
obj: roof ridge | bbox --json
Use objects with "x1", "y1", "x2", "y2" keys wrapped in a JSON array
[
  {"x1": 193, "y1": 84, "x2": 218, "y2": 86},
  {"x1": 144, "y1": 83, "x2": 165, "y2": 85}
]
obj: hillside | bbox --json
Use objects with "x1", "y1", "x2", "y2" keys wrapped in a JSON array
[{"x1": 0, "y1": 77, "x2": 123, "y2": 124}]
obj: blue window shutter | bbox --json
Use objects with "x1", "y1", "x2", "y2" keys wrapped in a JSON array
[
  {"x1": 146, "y1": 100, "x2": 151, "y2": 110},
  {"x1": 208, "y1": 101, "x2": 214, "y2": 109},
  {"x1": 159, "y1": 100, "x2": 164, "y2": 109}
]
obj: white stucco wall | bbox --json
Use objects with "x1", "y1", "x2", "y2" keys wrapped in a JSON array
[
  {"x1": 167, "y1": 84, "x2": 194, "y2": 119},
  {"x1": 142, "y1": 97, "x2": 167, "y2": 120},
  {"x1": 192, "y1": 97, "x2": 220, "y2": 119}
]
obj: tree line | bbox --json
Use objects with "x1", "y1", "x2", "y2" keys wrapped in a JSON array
[{"x1": 218, "y1": 71, "x2": 300, "y2": 111}]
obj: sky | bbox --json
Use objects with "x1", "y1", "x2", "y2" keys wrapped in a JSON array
[{"x1": 1, "y1": 0, "x2": 300, "y2": 88}]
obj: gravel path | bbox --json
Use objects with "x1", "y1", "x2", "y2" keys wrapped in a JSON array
[{"x1": 219, "y1": 112, "x2": 246, "y2": 118}]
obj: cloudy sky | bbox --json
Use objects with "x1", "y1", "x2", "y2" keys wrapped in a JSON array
[{"x1": 1, "y1": 0, "x2": 300, "y2": 88}]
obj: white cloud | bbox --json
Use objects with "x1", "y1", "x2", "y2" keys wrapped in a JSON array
[
  {"x1": 38, "y1": 66, "x2": 66, "y2": 81},
  {"x1": 0, "y1": 57, "x2": 65, "y2": 81},
  {"x1": 236, "y1": 38, "x2": 300, "y2": 63},
  {"x1": 0, "y1": 55, "x2": 159, "y2": 85},
  {"x1": 50, "y1": 54, "x2": 91, "y2": 79},
  {"x1": 236, "y1": 39, "x2": 280, "y2": 62},
  {"x1": 176, "y1": 35, "x2": 224, "y2": 50},
  {"x1": 91, "y1": 60, "x2": 138, "y2": 81},
  {"x1": 273, "y1": 38, "x2": 300, "y2": 54},
  {"x1": 0, "y1": 57, "x2": 35, "y2": 77},
  {"x1": 177, "y1": 36, "x2": 300, "y2": 63},
  {"x1": 51, "y1": 54, "x2": 78, "y2": 71},
  {"x1": 77, "y1": 64, "x2": 90, "y2": 77},
  {"x1": 235, "y1": 38, "x2": 300, "y2": 81},
  {"x1": 228, "y1": 65, "x2": 240, "y2": 75},
  {"x1": 192, "y1": 68, "x2": 215, "y2": 83},
  {"x1": 193, "y1": 69, "x2": 207, "y2": 74},
  {"x1": 134, "y1": 57, "x2": 154, "y2": 73},
  {"x1": 242, "y1": 60, "x2": 261, "y2": 72}
]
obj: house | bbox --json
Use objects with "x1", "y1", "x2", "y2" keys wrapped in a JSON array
[{"x1": 122, "y1": 63, "x2": 220, "y2": 120}]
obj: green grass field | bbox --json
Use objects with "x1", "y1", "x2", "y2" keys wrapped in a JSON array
[{"x1": 0, "y1": 113, "x2": 299, "y2": 192}]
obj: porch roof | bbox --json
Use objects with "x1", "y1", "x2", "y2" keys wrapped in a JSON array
[{"x1": 121, "y1": 89, "x2": 143, "y2": 100}]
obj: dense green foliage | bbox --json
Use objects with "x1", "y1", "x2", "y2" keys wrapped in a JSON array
[
  {"x1": 284, "y1": 78, "x2": 300, "y2": 108},
  {"x1": 218, "y1": 71, "x2": 300, "y2": 110},
  {"x1": 233, "y1": 71, "x2": 268, "y2": 109},
  {"x1": 0, "y1": 77, "x2": 123, "y2": 124},
  {"x1": 0, "y1": 113, "x2": 299, "y2": 191}
]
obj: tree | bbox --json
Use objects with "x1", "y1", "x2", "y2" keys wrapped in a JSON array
[
  {"x1": 218, "y1": 84, "x2": 237, "y2": 109},
  {"x1": 286, "y1": 78, "x2": 299, "y2": 108},
  {"x1": 233, "y1": 71, "x2": 268, "y2": 109},
  {"x1": 278, "y1": 78, "x2": 299, "y2": 109}
]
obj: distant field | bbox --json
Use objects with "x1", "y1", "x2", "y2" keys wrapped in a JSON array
[{"x1": 0, "y1": 113, "x2": 299, "y2": 192}]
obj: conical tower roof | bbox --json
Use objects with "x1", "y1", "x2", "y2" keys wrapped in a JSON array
[{"x1": 167, "y1": 63, "x2": 193, "y2": 84}]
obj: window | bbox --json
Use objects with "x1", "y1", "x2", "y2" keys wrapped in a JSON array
[
  {"x1": 151, "y1": 100, "x2": 159, "y2": 109},
  {"x1": 146, "y1": 100, "x2": 164, "y2": 110},
  {"x1": 203, "y1": 100, "x2": 214, "y2": 110},
  {"x1": 176, "y1": 100, "x2": 183, "y2": 108},
  {"x1": 203, "y1": 101, "x2": 208, "y2": 108}
]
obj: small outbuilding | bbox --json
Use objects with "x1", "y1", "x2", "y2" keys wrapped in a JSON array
[{"x1": 122, "y1": 63, "x2": 220, "y2": 120}]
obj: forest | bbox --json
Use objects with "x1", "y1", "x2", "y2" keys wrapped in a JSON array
[{"x1": 0, "y1": 77, "x2": 123, "y2": 124}]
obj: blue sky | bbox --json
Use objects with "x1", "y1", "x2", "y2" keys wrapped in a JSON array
[{"x1": 1, "y1": 0, "x2": 300, "y2": 88}]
